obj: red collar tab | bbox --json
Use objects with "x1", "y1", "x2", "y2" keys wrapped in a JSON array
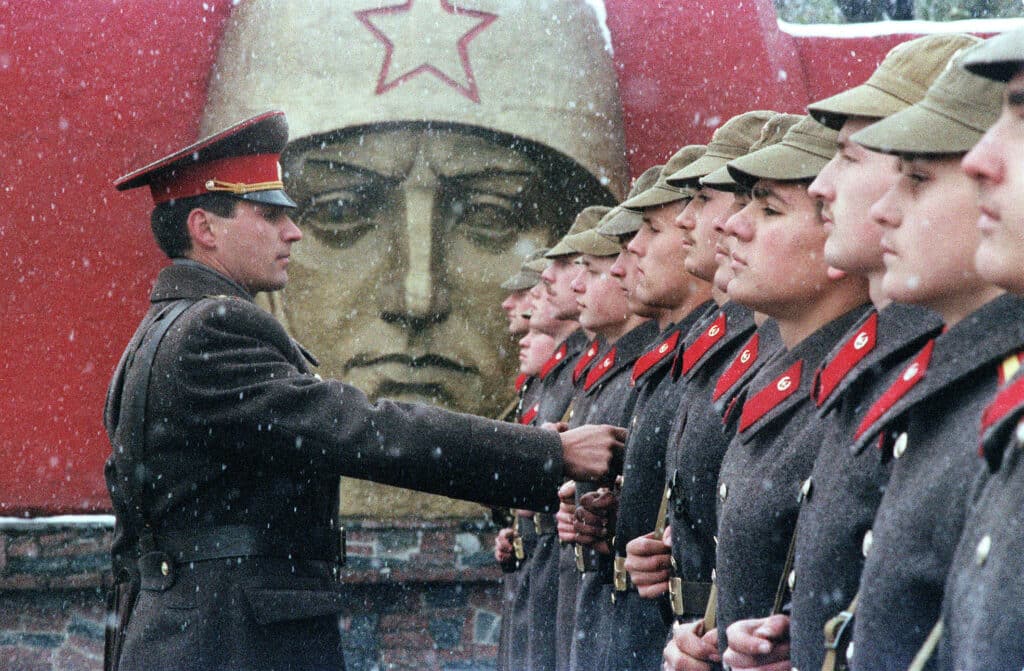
[
  {"x1": 520, "y1": 403, "x2": 539, "y2": 425},
  {"x1": 997, "y1": 351, "x2": 1024, "y2": 387},
  {"x1": 584, "y1": 348, "x2": 617, "y2": 391},
  {"x1": 632, "y1": 331, "x2": 681, "y2": 385},
  {"x1": 981, "y1": 365, "x2": 1024, "y2": 435},
  {"x1": 683, "y1": 312, "x2": 727, "y2": 375},
  {"x1": 514, "y1": 373, "x2": 529, "y2": 393},
  {"x1": 573, "y1": 341, "x2": 601, "y2": 384},
  {"x1": 814, "y1": 312, "x2": 878, "y2": 406},
  {"x1": 540, "y1": 342, "x2": 569, "y2": 380},
  {"x1": 713, "y1": 333, "x2": 760, "y2": 402},
  {"x1": 855, "y1": 338, "x2": 935, "y2": 441},
  {"x1": 738, "y1": 359, "x2": 803, "y2": 433}
]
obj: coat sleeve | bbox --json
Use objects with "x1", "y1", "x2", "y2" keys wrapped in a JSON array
[{"x1": 167, "y1": 298, "x2": 563, "y2": 511}]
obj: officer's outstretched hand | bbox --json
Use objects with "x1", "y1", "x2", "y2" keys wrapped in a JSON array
[
  {"x1": 575, "y1": 487, "x2": 617, "y2": 554},
  {"x1": 663, "y1": 620, "x2": 720, "y2": 671},
  {"x1": 625, "y1": 527, "x2": 672, "y2": 597},
  {"x1": 558, "y1": 424, "x2": 626, "y2": 482},
  {"x1": 722, "y1": 615, "x2": 790, "y2": 671},
  {"x1": 556, "y1": 481, "x2": 577, "y2": 543}
]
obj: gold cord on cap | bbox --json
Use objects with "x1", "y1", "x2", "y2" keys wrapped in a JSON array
[{"x1": 205, "y1": 179, "x2": 286, "y2": 195}]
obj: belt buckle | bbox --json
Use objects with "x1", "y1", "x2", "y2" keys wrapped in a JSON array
[
  {"x1": 513, "y1": 536, "x2": 526, "y2": 561},
  {"x1": 669, "y1": 577, "x2": 684, "y2": 615},
  {"x1": 613, "y1": 556, "x2": 627, "y2": 592}
]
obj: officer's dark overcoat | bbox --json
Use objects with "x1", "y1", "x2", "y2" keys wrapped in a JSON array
[{"x1": 104, "y1": 261, "x2": 566, "y2": 671}]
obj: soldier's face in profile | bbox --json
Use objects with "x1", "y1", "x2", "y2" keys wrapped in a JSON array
[
  {"x1": 281, "y1": 126, "x2": 551, "y2": 415},
  {"x1": 966, "y1": 69, "x2": 1024, "y2": 294}
]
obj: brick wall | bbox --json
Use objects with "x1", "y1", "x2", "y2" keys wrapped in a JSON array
[{"x1": 0, "y1": 518, "x2": 505, "y2": 671}]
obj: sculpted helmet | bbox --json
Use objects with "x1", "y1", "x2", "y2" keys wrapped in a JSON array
[{"x1": 201, "y1": 0, "x2": 629, "y2": 201}]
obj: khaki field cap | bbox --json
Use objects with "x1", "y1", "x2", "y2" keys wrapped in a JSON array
[
  {"x1": 548, "y1": 206, "x2": 612, "y2": 258},
  {"x1": 620, "y1": 145, "x2": 706, "y2": 210},
  {"x1": 501, "y1": 248, "x2": 549, "y2": 291},
  {"x1": 702, "y1": 113, "x2": 801, "y2": 191},
  {"x1": 597, "y1": 165, "x2": 663, "y2": 237},
  {"x1": 728, "y1": 115, "x2": 839, "y2": 188},
  {"x1": 666, "y1": 111, "x2": 776, "y2": 186},
  {"x1": 962, "y1": 27, "x2": 1024, "y2": 82},
  {"x1": 202, "y1": 0, "x2": 629, "y2": 198},
  {"x1": 808, "y1": 33, "x2": 980, "y2": 129},
  {"x1": 852, "y1": 40, "x2": 1002, "y2": 156},
  {"x1": 560, "y1": 206, "x2": 620, "y2": 257}
]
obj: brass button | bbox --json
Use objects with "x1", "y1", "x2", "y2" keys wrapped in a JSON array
[
  {"x1": 846, "y1": 641, "x2": 855, "y2": 661},
  {"x1": 798, "y1": 477, "x2": 813, "y2": 503},
  {"x1": 719, "y1": 483, "x2": 728, "y2": 501},
  {"x1": 862, "y1": 529, "x2": 873, "y2": 558},
  {"x1": 976, "y1": 534, "x2": 992, "y2": 566},
  {"x1": 893, "y1": 432, "x2": 908, "y2": 459},
  {"x1": 788, "y1": 569, "x2": 796, "y2": 590},
  {"x1": 313, "y1": 373, "x2": 323, "y2": 381},
  {"x1": 160, "y1": 560, "x2": 170, "y2": 577}
]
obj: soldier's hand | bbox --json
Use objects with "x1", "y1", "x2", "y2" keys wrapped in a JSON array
[
  {"x1": 663, "y1": 620, "x2": 720, "y2": 671},
  {"x1": 541, "y1": 421, "x2": 569, "y2": 433},
  {"x1": 624, "y1": 528, "x2": 672, "y2": 598},
  {"x1": 574, "y1": 488, "x2": 617, "y2": 553},
  {"x1": 559, "y1": 424, "x2": 626, "y2": 482},
  {"x1": 494, "y1": 527, "x2": 515, "y2": 564},
  {"x1": 556, "y1": 481, "x2": 577, "y2": 542},
  {"x1": 722, "y1": 615, "x2": 790, "y2": 671}
]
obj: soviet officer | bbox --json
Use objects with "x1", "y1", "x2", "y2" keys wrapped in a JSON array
[{"x1": 103, "y1": 111, "x2": 626, "y2": 671}]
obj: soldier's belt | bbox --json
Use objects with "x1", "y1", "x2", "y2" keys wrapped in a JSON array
[
  {"x1": 533, "y1": 513, "x2": 557, "y2": 535},
  {"x1": 155, "y1": 524, "x2": 347, "y2": 565},
  {"x1": 668, "y1": 578, "x2": 713, "y2": 618}
]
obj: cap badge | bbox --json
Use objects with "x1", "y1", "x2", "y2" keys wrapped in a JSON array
[{"x1": 356, "y1": 1, "x2": 498, "y2": 103}]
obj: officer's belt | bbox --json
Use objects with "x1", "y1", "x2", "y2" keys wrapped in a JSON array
[
  {"x1": 155, "y1": 524, "x2": 346, "y2": 565},
  {"x1": 533, "y1": 513, "x2": 557, "y2": 535}
]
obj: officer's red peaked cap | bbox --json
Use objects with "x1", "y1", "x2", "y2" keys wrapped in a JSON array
[{"x1": 114, "y1": 110, "x2": 296, "y2": 208}]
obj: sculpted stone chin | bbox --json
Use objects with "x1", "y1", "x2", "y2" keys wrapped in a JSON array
[{"x1": 201, "y1": 0, "x2": 628, "y2": 517}]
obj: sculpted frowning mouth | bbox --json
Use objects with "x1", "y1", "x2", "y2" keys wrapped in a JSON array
[{"x1": 344, "y1": 352, "x2": 479, "y2": 375}]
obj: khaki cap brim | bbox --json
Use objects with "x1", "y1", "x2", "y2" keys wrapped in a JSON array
[
  {"x1": 808, "y1": 84, "x2": 911, "y2": 130},
  {"x1": 620, "y1": 184, "x2": 694, "y2": 209},
  {"x1": 546, "y1": 205, "x2": 612, "y2": 258},
  {"x1": 962, "y1": 27, "x2": 1024, "y2": 82},
  {"x1": 699, "y1": 165, "x2": 740, "y2": 191},
  {"x1": 566, "y1": 228, "x2": 622, "y2": 257},
  {"x1": 500, "y1": 270, "x2": 542, "y2": 291},
  {"x1": 665, "y1": 153, "x2": 730, "y2": 187},
  {"x1": 727, "y1": 143, "x2": 831, "y2": 188},
  {"x1": 727, "y1": 117, "x2": 837, "y2": 187},
  {"x1": 596, "y1": 206, "x2": 645, "y2": 237},
  {"x1": 850, "y1": 103, "x2": 985, "y2": 155}
]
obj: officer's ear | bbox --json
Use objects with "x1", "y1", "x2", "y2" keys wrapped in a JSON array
[{"x1": 186, "y1": 208, "x2": 218, "y2": 251}]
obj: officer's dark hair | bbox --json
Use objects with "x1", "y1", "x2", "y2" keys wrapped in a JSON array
[{"x1": 150, "y1": 194, "x2": 239, "y2": 258}]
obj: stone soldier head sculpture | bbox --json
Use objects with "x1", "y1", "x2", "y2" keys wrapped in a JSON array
[{"x1": 201, "y1": 0, "x2": 628, "y2": 516}]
